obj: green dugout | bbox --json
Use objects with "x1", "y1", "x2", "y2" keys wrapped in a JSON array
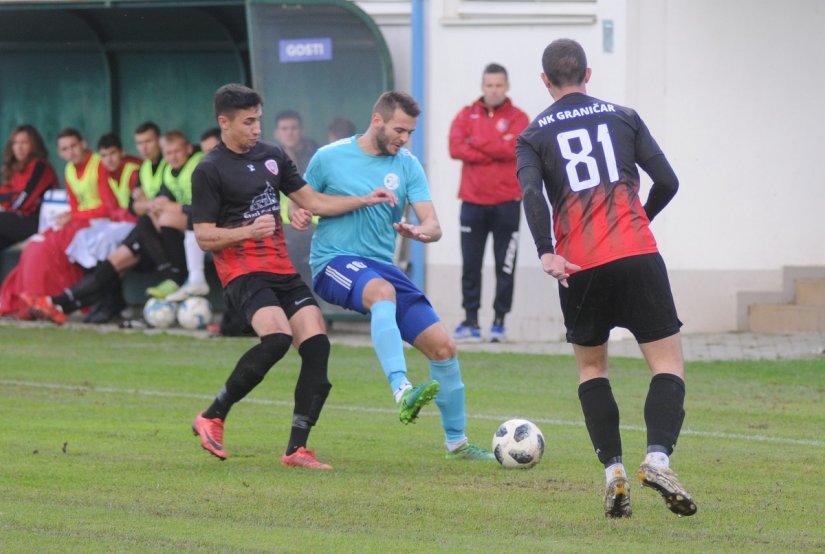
[
  {"x1": 0, "y1": 0, "x2": 393, "y2": 176},
  {"x1": 0, "y1": 0, "x2": 392, "y2": 317}
]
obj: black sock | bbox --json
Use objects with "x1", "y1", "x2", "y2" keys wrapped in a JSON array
[
  {"x1": 204, "y1": 333, "x2": 292, "y2": 420},
  {"x1": 644, "y1": 373, "x2": 686, "y2": 455},
  {"x1": 52, "y1": 287, "x2": 78, "y2": 312},
  {"x1": 464, "y1": 310, "x2": 478, "y2": 327},
  {"x1": 159, "y1": 226, "x2": 187, "y2": 285},
  {"x1": 286, "y1": 417, "x2": 311, "y2": 456},
  {"x1": 493, "y1": 313, "x2": 505, "y2": 327},
  {"x1": 578, "y1": 377, "x2": 622, "y2": 466},
  {"x1": 53, "y1": 261, "x2": 119, "y2": 314},
  {"x1": 286, "y1": 334, "x2": 332, "y2": 455},
  {"x1": 156, "y1": 262, "x2": 185, "y2": 285},
  {"x1": 203, "y1": 390, "x2": 231, "y2": 421}
]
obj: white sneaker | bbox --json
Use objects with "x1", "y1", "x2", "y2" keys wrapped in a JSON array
[{"x1": 165, "y1": 281, "x2": 209, "y2": 302}]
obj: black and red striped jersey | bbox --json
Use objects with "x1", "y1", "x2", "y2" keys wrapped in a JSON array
[
  {"x1": 517, "y1": 92, "x2": 665, "y2": 270},
  {"x1": 0, "y1": 159, "x2": 58, "y2": 216},
  {"x1": 192, "y1": 141, "x2": 305, "y2": 286}
]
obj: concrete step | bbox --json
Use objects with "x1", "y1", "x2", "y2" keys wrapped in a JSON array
[
  {"x1": 796, "y1": 278, "x2": 825, "y2": 306},
  {"x1": 749, "y1": 303, "x2": 825, "y2": 333}
]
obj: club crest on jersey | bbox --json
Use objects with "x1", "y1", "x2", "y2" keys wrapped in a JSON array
[
  {"x1": 265, "y1": 159, "x2": 279, "y2": 175},
  {"x1": 383, "y1": 173, "x2": 400, "y2": 190},
  {"x1": 496, "y1": 119, "x2": 510, "y2": 132},
  {"x1": 247, "y1": 164, "x2": 255, "y2": 172}
]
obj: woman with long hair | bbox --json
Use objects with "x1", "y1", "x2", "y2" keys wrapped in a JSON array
[{"x1": 0, "y1": 124, "x2": 58, "y2": 250}]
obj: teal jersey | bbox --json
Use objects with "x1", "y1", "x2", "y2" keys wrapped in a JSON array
[{"x1": 305, "y1": 136, "x2": 431, "y2": 276}]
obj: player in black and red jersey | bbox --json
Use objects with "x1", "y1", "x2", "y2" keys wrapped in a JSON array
[
  {"x1": 516, "y1": 39, "x2": 696, "y2": 518},
  {"x1": 190, "y1": 83, "x2": 395, "y2": 469}
]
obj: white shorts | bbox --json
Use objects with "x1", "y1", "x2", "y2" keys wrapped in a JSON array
[{"x1": 65, "y1": 219, "x2": 135, "y2": 269}]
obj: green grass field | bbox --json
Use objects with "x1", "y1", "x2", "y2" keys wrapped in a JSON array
[{"x1": 1, "y1": 324, "x2": 824, "y2": 553}]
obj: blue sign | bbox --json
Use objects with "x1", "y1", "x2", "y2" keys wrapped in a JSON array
[{"x1": 279, "y1": 38, "x2": 333, "y2": 63}]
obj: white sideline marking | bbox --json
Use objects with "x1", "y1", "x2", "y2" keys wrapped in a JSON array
[{"x1": 3, "y1": 379, "x2": 823, "y2": 448}]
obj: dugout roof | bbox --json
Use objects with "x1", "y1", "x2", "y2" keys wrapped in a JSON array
[{"x1": 0, "y1": 0, "x2": 393, "y2": 174}]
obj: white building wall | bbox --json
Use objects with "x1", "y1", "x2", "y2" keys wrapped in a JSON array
[
  {"x1": 356, "y1": 0, "x2": 825, "y2": 340},
  {"x1": 627, "y1": 0, "x2": 825, "y2": 334}
]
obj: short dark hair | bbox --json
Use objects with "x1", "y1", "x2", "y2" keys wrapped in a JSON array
[
  {"x1": 214, "y1": 83, "x2": 262, "y2": 119},
  {"x1": 327, "y1": 117, "x2": 356, "y2": 140},
  {"x1": 373, "y1": 91, "x2": 420, "y2": 122},
  {"x1": 200, "y1": 127, "x2": 221, "y2": 142},
  {"x1": 275, "y1": 109, "x2": 302, "y2": 126},
  {"x1": 57, "y1": 127, "x2": 83, "y2": 141},
  {"x1": 135, "y1": 121, "x2": 160, "y2": 136},
  {"x1": 541, "y1": 39, "x2": 588, "y2": 87},
  {"x1": 483, "y1": 63, "x2": 508, "y2": 80},
  {"x1": 97, "y1": 133, "x2": 122, "y2": 151}
]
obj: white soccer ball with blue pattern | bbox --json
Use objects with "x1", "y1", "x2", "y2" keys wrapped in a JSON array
[
  {"x1": 143, "y1": 298, "x2": 177, "y2": 328},
  {"x1": 176, "y1": 297, "x2": 212, "y2": 330},
  {"x1": 492, "y1": 419, "x2": 545, "y2": 469}
]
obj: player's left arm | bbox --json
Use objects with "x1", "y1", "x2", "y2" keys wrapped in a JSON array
[
  {"x1": 635, "y1": 116, "x2": 679, "y2": 222},
  {"x1": 639, "y1": 154, "x2": 679, "y2": 222},
  {"x1": 287, "y1": 184, "x2": 397, "y2": 218},
  {"x1": 394, "y1": 200, "x2": 441, "y2": 243}
]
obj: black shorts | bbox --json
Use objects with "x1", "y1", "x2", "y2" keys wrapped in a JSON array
[
  {"x1": 120, "y1": 218, "x2": 158, "y2": 273},
  {"x1": 559, "y1": 253, "x2": 682, "y2": 346},
  {"x1": 182, "y1": 205, "x2": 193, "y2": 230},
  {"x1": 224, "y1": 272, "x2": 319, "y2": 324}
]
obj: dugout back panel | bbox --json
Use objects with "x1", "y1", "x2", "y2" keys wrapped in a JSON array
[{"x1": 0, "y1": 0, "x2": 392, "y2": 184}]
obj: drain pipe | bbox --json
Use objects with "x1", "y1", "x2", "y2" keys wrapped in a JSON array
[{"x1": 409, "y1": 0, "x2": 426, "y2": 289}]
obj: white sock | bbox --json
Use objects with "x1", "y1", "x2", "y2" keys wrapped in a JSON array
[
  {"x1": 446, "y1": 439, "x2": 468, "y2": 452},
  {"x1": 605, "y1": 462, "x2": 626, "y2": 483},
  {"x1": 644, "y1": 451, "x2": 670, "y2": 468},
  {"x1": 184, "y1": 230, "x2": 206, "y2": 286},
  {"x1": 393, "y1": 382, "x2": 412, "y2": 403}
]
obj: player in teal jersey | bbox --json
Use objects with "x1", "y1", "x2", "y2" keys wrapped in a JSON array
[{"x1": 295, "y1": 91, "x2": 494, "y2": 461}]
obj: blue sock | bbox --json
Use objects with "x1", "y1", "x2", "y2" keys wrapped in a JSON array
[
  {"x1": 370, "y1": 300, "x2": 409, "y2": 393},
  {"x1": 430, "y1": 357, "x2": 467, "y2": 445}
]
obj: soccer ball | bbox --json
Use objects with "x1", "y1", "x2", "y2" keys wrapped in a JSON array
[
  {"x1": 143, "y1": 298, "x2": 177, "y2": 328},
  {"x1": 176, "y1": 297, "x2": 213, "y2": 330},
  {"x1": 492, "y1": 419, "x2": 545, "y2": 469}
]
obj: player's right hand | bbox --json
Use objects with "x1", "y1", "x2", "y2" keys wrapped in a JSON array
[
  {"x1": 249, "y1": 214, "x2": 276, "y2": 240},
  {"x1": 540, "y1": 253, "x2": 581, "y2": 288}
]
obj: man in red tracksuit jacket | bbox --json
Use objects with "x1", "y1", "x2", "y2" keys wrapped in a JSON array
[{"x1": 449, "y1": 63, "x2": 529, "y2": 343}]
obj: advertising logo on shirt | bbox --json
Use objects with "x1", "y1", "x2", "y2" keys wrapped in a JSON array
[{"x1": 244, "y1": 182, "x2": 279, "y2": 220}]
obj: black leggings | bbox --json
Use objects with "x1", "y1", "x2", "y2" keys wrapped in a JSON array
[
  {"x1": 0, "y1": 211, "x2": 39, "y2": 251},
  {"x1": 459, "y1": 200, "x2": 521, "y2": 317}
]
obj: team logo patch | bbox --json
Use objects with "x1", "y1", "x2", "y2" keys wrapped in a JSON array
[
  {"x1": 265, "y1": 159, "x2": 279, "y2": 175},
  {"x1": 496, "y1": 119, "x2": 511, "y2": 133},
  {"x1": 383, "y1": 173, "x2": 400, "y2": 190}
]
